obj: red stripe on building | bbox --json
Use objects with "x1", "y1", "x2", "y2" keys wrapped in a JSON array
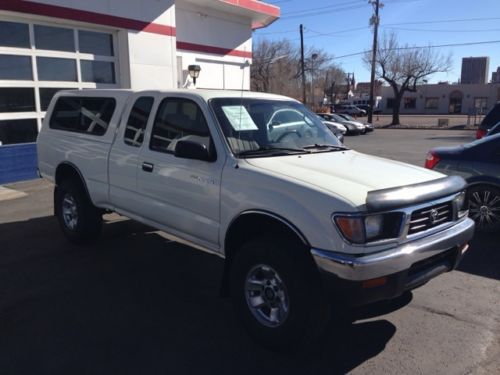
[
  {"x1": 177, "y1": 41, "x2": 252, "y2": 59},
  {"x1": 0, "y1": 0, "x2": 176, "y2": 36},
  {"x1": 220, "y1": 0, "x2": 280, "y2": 17}
]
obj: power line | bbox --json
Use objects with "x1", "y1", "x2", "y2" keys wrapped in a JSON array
[
  {"x1": 383, "y1": 16, "x2": 500, "y2": 27},
  {"x1": 331, "y1": 39, "x2": 500, "y2": 61},
  {"x1": 382, "y1": 26, "x2": 500, "y2": 33},
  {"x1": 281, "y1": 0, "x2": 363, "y2": 16},
  {"x1": 282, "y1": 4, "x2": 368, "y2": 19},
  {"x1": 307, "y1": 26, "x2": 371, "y2": 37}
]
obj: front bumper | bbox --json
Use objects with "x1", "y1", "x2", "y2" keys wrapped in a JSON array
[
  {"x1": 311, "y1": 218, "x2": 474, "y2": 306},
  {"x1": 311, "y1": 218, "x2": 474, "y2": 282}
]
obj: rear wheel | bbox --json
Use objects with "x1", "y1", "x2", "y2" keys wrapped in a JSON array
[
  {"x1": 467, "y1": 184, "x2": 500, "y2": 232},
  {"x1": 55, "y1": 180, "x2": 102, "y2": 244},
  {"x1": 229, "y1": 237, "x2": 330, "y2": 352}
]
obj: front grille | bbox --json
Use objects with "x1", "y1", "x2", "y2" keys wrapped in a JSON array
[{"x1": 408, "y1": 201, "x2": 453, "y2": 235}]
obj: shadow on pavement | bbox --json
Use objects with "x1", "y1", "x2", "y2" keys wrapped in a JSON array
[
  {"x1": 458, "y1": 232, "x2": 500, "y2": 281},
  {"x1": 425, "y1": 136, "x2": 475, "y2": 143},
  {"x1": 0, "y1": 216, "x2": 396, "y2": 375}
]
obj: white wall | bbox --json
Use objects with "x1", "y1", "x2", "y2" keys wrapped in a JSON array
[{"x1": 175, "y1": 1, "x2": 252, "y2": 90}]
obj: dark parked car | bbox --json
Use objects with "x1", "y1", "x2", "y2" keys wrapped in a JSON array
[
  {"x1": 425, "y1": 133, "x2": 500, "y2": 232},
  {"x1": 334, "y1": 104, "x2": 366, "y2": 116},
  {"x1": 476, "y1": 102, "x2": 500, "y2": 139},
  {"x1": 316, "y1": 113, "x2": 365, "y2": 135},
  {"x1": 357, "y1": 104, "x2": 381, "y2": 114}
]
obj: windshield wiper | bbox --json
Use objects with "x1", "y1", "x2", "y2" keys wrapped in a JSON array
[
  {"x1": 302, "y1": 144, "x2": 349, "y2": 151},
  {"x1": 237, "y1": 146, "x2": 309, "y2": 157}
]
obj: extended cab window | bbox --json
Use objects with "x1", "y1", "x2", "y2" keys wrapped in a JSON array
[
  {"x1": 49, "y1": 96, "x2": 116, "y2": 135},
  {"x1": 124, "y1": 97, "x2": 154, "y2": 147},
  {"x1": 150, "y1": 97, "x2": 212, "y2": 155}
]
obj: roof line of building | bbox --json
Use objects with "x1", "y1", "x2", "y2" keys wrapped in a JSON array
[{"x1": 0, "y1": 0, "x2": 176, "y2": 35}]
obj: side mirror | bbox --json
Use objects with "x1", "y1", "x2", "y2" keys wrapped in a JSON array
[{"x1": 174, "y1": 139, "x2": 213, "y2": 161}]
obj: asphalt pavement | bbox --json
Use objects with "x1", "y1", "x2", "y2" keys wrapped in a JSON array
[{"x1": 1, "y1": 129, "x2": 499, "y2": 374}]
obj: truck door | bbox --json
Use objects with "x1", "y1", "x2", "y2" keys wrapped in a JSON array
[
  {"x1": 136, "y1": 96, "x2": 224, "y2": 250},
  {"x1": 108, "y1": 95, "x2": 155, "y2": 213}
]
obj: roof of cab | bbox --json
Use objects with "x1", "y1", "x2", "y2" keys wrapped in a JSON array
[{"x1": 55, "y1": 88, "x2": 298, "y2": 102}]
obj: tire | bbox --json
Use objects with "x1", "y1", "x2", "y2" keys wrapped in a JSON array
[
  {"x1": 229, "y1": 236, "x2": 330, "y2": 352},
  {"x1": 466, "y1": 184, "x2": 500, "y2": 233},
  {"x1": 55, "y1": 179, "x2": 103, "y2": 244}
]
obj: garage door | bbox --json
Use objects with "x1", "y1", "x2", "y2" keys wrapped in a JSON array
[{"x1": 0, "y1": 17, "x2": 120, "y2": 183}]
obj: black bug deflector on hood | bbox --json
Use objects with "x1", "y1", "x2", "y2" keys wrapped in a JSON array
[{"x1": 366, "y1": 176, "x2": 467, "y2": 212}]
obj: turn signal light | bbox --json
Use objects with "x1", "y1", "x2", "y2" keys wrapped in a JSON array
[
  {"x1": 476, "y1": 128, "x2": 487, "y2": 139},
  {"x1": 362, "y1": 277, "x2": 387, "y2": 288},
  {"x1": 424, "y1": 151, "x2": 440, "y2": 169}
]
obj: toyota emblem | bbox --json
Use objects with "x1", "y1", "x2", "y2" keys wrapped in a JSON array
[{"x1": 429, "y1": 208, "x2": 439, "y2": 224}]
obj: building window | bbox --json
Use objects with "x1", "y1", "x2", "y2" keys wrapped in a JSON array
[
  {"x1": 404, "y1": 97, "x2": 417, "y2": 109},
  {"x1": 37, "y1": 57, "x2": 78, "y2": 81},
  {"x1": 81, "y1": 61, "x2": 115, "y2": 84},
  {"x1": 79, "y1": 30, "x2": 114, "y2": 56},
  {"x1": 474, "y1": 97, "x2": 488, "y2": 114},
  {"x1": 0, "y1": 18, "x2": 119, "y2": 146},
  {"x1": 425, "y1": 97, "x2": 439, "y2": 109},
  {"x1": 0, "y1": 119, "x2": 38, "y2": 145},
  {"x1": 34, "y1": 25, "x2": 75, "y2": 52},
  {"x1": 386, "y1": 98, "x2": 395, "y2": 109},
  {"x1": 0, "y1": 21, "x2": 30, "y2": 48},
  {"x1": 0, "y1": 88, "x2": 36, "y2": 113},
  {"x1": 0, "y1": 55, "x2": 32, "y2": 80}
]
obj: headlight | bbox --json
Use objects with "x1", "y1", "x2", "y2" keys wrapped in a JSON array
[
  {"x1": 334, "y1": 213, "x2": 403, "y2": 244},
  {"x1": 365, "y1": 214, "x2": 384, "y2": 239}
]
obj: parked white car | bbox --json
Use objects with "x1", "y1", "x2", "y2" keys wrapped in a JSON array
[
  {"x1": 317, "y1": 113, "x2": 365, "y2": 135},
  {"x1": 37, "y1": 89, "x2": 474, "y2": 351}
]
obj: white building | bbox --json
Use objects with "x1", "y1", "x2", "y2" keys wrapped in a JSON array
[
  {"x1": 380, "y1": 83, "x2": 500, "y2": 115},
  {"x1": 0, "y1": 0, "x2": 279, "y2": 183}
]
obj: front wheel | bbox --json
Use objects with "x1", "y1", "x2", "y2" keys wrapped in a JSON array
[
  {"x1": 230, "y1": 237, "x2": 330, "y2": 352},
  {"x1": 55, "y1": 180, "x2": 103, "y2": 244},
  {"x1": 467, "y1": 184, "x2": 500, "y2": 232}
]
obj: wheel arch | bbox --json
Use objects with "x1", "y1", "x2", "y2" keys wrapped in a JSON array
[
  {"x1": 466, "y1": 176, "x2": 500, "y2": 189},
  {"x1": 54, "y1": 162, "x2": 92, "y2": 214},
  {"x1": 220, "y1": 210, "x2": 311, "y2": 297}
]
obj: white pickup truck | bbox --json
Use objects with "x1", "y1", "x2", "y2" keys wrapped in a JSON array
[{"x1": 37, "y1": 89, "x2": 474, "y2": 350}]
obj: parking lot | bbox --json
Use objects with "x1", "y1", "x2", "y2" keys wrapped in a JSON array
[{"x1": 1, "y1": 129, "x2": 499, "y2": 375}]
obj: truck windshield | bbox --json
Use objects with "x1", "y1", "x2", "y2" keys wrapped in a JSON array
[{"x1": 210, "y1": 98, "x2": 343, "y2": 157}]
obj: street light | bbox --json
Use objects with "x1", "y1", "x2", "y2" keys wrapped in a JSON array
[
  {"x1": 311, "y1": 53, "x2": 318, "y2": 107},
  {"x1": 188, "y1": 65, "x2": 201, "y2": 86}
]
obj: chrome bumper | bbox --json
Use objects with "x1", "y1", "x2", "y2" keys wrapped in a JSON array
[{"x1": 311, "y1": 218, "x2": 475, "y2": 281}]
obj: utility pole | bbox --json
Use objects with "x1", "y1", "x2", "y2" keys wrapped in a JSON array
[
  {"x1": 311, "y1": 53, "x2": 318, "y2": 108},
  {"x1": 368, "y1": 0, "x2": 381, "y2": 124},
  {"x1": 300, "y1": 24, "x2": 306, "y2": 104}
]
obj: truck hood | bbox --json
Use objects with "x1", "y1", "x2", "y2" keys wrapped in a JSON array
[{"x1": 245, "y1": 150, "x2": 444, "y2": 208}]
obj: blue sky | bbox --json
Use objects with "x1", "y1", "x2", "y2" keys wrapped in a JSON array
[{"x1": 254, "y1": 0, "x2": 500, "y2": 83}]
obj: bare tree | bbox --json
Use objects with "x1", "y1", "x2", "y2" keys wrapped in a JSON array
[
  {"x1": 251, "y1": 39, "x2": 294, "y2": 93},
  {"x1": 251, "y1": 38, "x2": 346, "y2": 105},
  {"x1": 365, "y1": 32, "x2": 451, "y2": 125}
]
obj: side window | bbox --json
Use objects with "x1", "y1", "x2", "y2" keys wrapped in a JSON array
[
  {"x1": 150, "y1": 98, "x2": 210, "y2": 154},
  {"x1": 124, "y1": 97, "x2": 154, "y2": 147},
  {"x1": 49, "y1": 96, "x2": 116, "y2": 135}
]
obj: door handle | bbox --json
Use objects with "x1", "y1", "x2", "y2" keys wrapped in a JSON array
[{"x1": 142, "y1": 162, "x2": 154, "y2": 172}]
